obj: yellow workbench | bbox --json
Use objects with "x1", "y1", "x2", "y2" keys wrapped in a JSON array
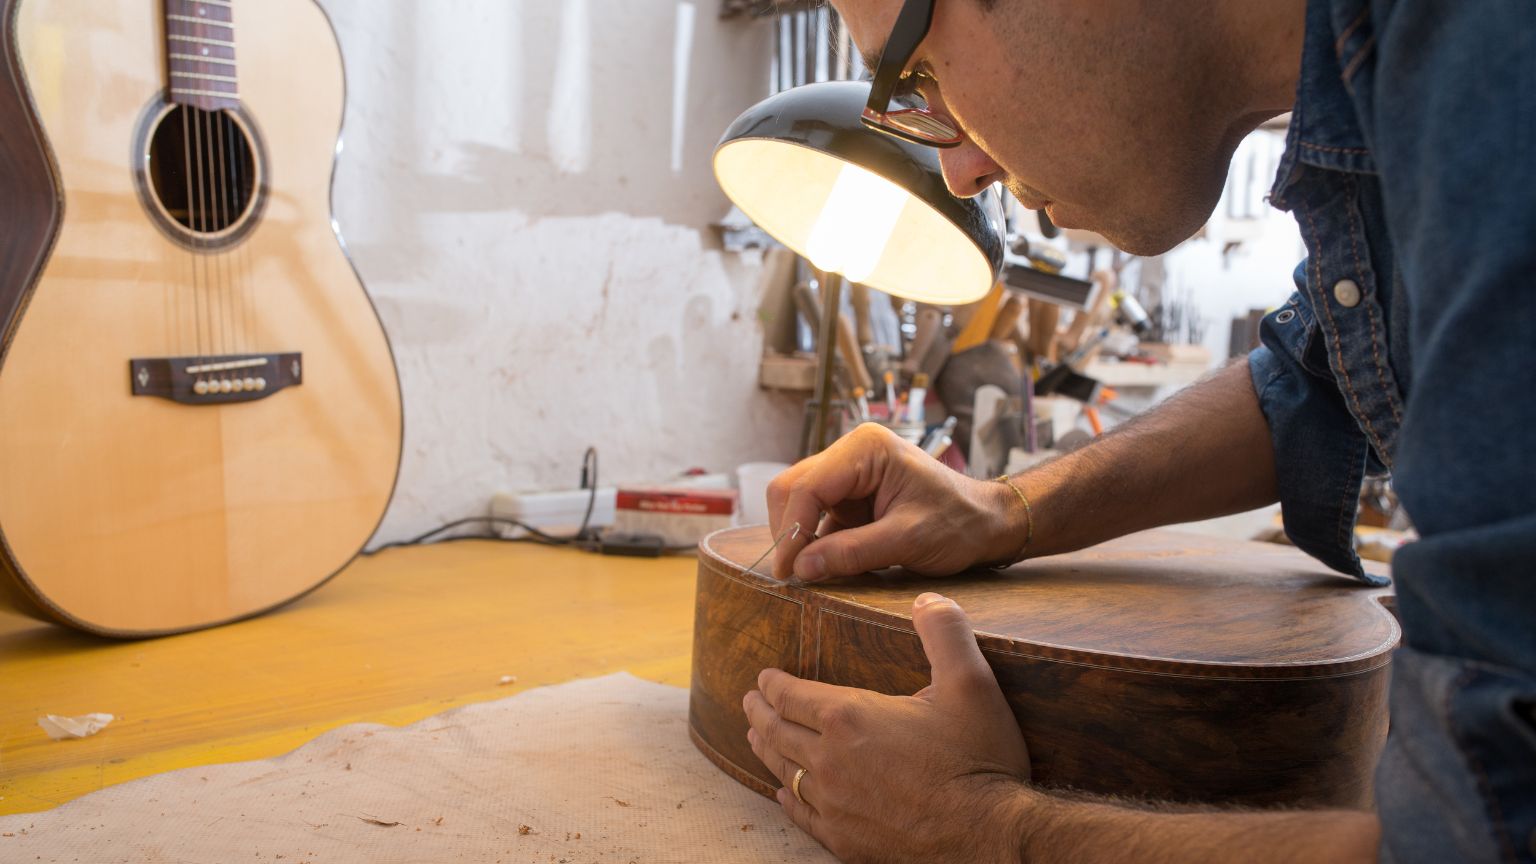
[{"x1": 0, "y1": 540, "x2": 699, "y2": 816}]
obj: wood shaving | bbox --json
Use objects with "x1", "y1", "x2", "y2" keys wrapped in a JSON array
[
  {"x1": 517, "y1": 824, "x2": 533, "y2": 835},
  {"x1": 355, "y1": 815, "x2": 403, "y2": 827},
  {"x1": 433, "y1": 816, "x2": 444, "y2": 826},
  {"x1": 498, "y1": 675, "x2": 518, "y2": 686}
]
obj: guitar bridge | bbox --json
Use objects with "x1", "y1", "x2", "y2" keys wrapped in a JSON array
[{"x1": 129, "y1": 353, "x2": 303, "y2": 405}]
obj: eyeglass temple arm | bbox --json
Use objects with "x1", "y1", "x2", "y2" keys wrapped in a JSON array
[{"x1": 865, "y1": 0, "x2": 936, "y2": 111}]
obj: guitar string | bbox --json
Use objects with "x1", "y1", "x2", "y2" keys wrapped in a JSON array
[
  {"x1": 231, "y1": 110, "x2": 248, "y2": 356},
  {"x1": 221, "y1": 110, "x2": 243, "y2": 360},
  {"x1": 202, "y1": 105, "x2": 219, "y2": 363},
  {"x1": 230, "y1": 110, "x2": 256, "y2": 358},
  {"x1": 222, "y1": 110, "x2": 246, "y2": 357},
  {"x1": 209, "y1": 106, "x2": 233, "y2": 365},
  {"x1": 191, "y1": 103, "x2": 211, "y2": 362},
  {"x1": 179, "y1": 103, "x2": 205, "y2": 363},
  {"x1": 211, "y1": 107, "x2": 236, "y2": 359},
  {"x1": 192, "y1": 103, "x2": 208, "y2": 360},
  {"x1": 158, "y1": 106, "x2": 176, "y2": 364},
  {"x1": 232, "y1": 109, "x2": 252, "y2": 358},
  {"x1": 222, "y1": 4, "x2": 245, "y2": 365},
  {"x1": 194, "y1": 102, "x2": 216, "y2": 363},
  {"x1": 170, "y1": 108, "x2": 186, "y2": 360},
  {"x1": 227, "y1": 6, "x2": 256, "y2": 360}
]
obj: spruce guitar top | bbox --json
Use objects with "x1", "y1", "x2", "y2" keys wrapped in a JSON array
[
  {"x1": 0, "y1": 0, "x2": 401, "y2": 636},
  {"x1": 691, "y1": 526, "x2": 1397, "y2": 809}
]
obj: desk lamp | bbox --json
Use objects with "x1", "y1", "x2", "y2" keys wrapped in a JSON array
[{"x1": 714, "y1": 80, "x2": 1004, "y2": 452}]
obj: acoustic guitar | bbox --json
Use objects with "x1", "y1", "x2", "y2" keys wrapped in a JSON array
[
  {"x1": 0, "y1": 0, "x2": 401, "y2": 636},
  {"x1": 691, "y1": 525, "x2": 1397, "y2": 809}
]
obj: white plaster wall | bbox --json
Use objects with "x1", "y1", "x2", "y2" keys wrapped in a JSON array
[
  {"x1": 315, "y1": 1, "x2": 802, "y2": 544},
  {"x1": 1158, "y1": 129, "x2": 1306, "y2": 360},
  {"x1": 1066, "y1": 129, "x2": 1306, "y2": 362}
]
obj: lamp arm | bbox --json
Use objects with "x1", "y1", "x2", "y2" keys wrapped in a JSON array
[{"x1": 811, "y1": 271, "x2": 845, "y2": 454}]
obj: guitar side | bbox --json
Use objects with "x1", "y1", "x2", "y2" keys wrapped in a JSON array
[
  {"x1": 0, "y1": 0, "x2": 403, "y2": 636},
  {"x1": 0, "y1": 0, "x2": 64, "y2": 624},
  {"x1": 691, "y1": 526, "x2": 1396, "y2": 810}
]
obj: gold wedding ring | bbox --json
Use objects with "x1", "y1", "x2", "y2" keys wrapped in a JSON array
[{"x1": 791, "y1": 766, "x2": 809, "y2": 804}]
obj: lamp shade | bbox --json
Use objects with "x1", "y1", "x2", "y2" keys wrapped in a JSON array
[{"x1": 713, "y1": 81, "x2": 1004, "y2": 305}]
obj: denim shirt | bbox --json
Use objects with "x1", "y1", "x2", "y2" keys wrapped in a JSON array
[{"x1": 1247, "y1": 1, "x2": 1536, "y2": 861}]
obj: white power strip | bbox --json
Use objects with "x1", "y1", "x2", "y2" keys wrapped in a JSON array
[{"x1": 489, "y1": 487, "x2": 617, "y2": 539}]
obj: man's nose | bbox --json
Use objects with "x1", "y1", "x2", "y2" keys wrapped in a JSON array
[{"x1": 938, "y1": 142, "x2": 1006, "y2": 198}]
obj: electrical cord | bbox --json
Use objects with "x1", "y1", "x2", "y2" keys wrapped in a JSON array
[
  {"x1": 575, "y1": 446, "x2": 598, "y2": 542},
  {"x1": 365, "y1": 446, "x2": 602, "y2": 554}
]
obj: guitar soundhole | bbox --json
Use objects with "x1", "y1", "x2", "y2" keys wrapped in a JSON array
[{"x1": 138, "y1": 102, "x2": 265, "y2": 249}]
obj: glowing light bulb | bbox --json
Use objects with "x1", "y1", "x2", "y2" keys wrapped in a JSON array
[{"x1": 804, "y1": 162, "x2": 907, "y2": 283}]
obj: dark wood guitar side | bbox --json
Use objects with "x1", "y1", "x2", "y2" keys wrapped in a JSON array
[
  {"x1": 0, "y1": 0, "x2": 60, "y2": 623},
  {"x1": 690, "y1": 526, "x2": 1397, "y2": 809}
]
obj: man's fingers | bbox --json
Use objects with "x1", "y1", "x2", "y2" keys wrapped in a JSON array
[
  {"x1": 765, "y1": 459, "x2": 814, "y2": 538},
  {"x1": 746, "y1": 723, "x2": 802, "y2": 787},
  {"x1": 757, "y1": 667, "x2": 865, "y2": 733},
  {"x1": 911, "y1": 593, "x2": 997, "y2": 695},
  {"x1": 770, "y1": 425, "x2": 895, "y2": 581},
  {"x1": 775, "y1": 785, "x2": 823, "y2": 846},
  {"x1": 743, "y1": 688, "x2": 820, "y2": 772},
  {"x1": 815, "y1": 498, "x2": 872, "y2": 539},
  {"x1": 793, "y1": 517, "x2": 912, "y2": 582}
]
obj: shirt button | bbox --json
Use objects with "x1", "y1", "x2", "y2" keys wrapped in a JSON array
[{"x1": 1333, "y1": 279, "x2": 1362, "y2": 308}]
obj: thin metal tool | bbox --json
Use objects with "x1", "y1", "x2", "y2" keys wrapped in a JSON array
[{"x1": 744, "y1": 522, "x2": 802, "y2": 579}]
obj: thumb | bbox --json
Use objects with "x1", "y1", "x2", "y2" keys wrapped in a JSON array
[
  {"x1": 912, "y1": 592, "x2": 995, "y2": 695},
  {"x1": 792, "y1": 518, "x2": 911, "y2": 582}
]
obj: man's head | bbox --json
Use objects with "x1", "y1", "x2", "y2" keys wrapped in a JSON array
[{"x1": 833, "y1": 0, "x2": 1303, "y2": 255}]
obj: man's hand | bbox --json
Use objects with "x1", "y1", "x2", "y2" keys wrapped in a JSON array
[
  {"x1": 767, "y1": 361, "x2": 1283, "y2": 584},
  {"x1": 743, "y1": 592, "x2": 1032, "y2": 864},
  {"x1": 741, "y1": 592, "x2": 1381, "y2": 863},
  {"x1": 766, "y1": 423, "x2": 1025, "y2": 582}
]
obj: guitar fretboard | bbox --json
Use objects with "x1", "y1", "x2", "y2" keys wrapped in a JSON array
[{"x1": 164, "y1": 0, "x2": 238, "y2": 111}]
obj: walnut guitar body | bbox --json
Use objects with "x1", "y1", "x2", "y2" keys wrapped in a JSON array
[
  {"x1": 0, "y1": 0, "x2": 401, "y2": 635},
  {"x1": 691, "y1": 526, "x2": 1398, "y2": 808}
]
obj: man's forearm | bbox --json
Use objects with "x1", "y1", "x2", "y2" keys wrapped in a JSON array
[
  {"x1": 1001, "y1": 359, "x2": 1278, "y2": 559},
  {"x1": 1008, "y1": 790, "x2": 1380, "y2": 864}
]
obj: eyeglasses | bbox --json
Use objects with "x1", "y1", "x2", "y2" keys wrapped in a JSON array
[{"x1": 860, "y1": 0, "x2": 963, "y2": 148}]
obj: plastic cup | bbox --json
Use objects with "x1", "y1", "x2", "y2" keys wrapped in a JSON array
[{"x1": 735, "y1": 462, "x2": 790, "y2": 526}]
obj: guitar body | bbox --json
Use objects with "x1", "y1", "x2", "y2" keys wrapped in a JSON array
[
  {"x1": 0, "y1": 0, "x2": 401, "y2": 636},
  {"x1": 692, "y1": 526, "x2": 1398, "y2": 809}
]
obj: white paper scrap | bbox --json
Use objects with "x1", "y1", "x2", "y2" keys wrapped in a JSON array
[{"x1": 38, "y1": 713, "x2": 114, "y2": 740}]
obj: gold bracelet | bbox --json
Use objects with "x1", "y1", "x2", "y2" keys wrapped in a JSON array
[{"x1": 994, "y1": 474, "x2": 1034, "y2": 564}]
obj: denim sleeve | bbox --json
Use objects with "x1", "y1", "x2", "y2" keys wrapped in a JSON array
[
  {"x1": 1353, "y1": 1, "x2": 1536, "y2": 861},
  {"x1": 1246, "y1": 270, "x2": 1379, "y2": 584}
]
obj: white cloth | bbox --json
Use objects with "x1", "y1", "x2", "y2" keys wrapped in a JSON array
[{"x1": 0, "y1": 673, "x2": 833, "y2": 863}]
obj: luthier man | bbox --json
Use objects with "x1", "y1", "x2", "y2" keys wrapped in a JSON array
[{"x1": 743, "y1": 1, "x2": 1535, "y2": 862}]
